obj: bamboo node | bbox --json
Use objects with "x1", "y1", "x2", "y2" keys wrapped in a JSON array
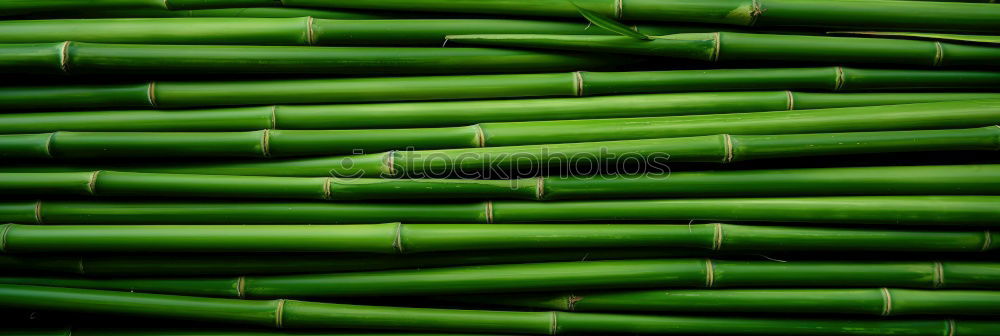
[
  {"x1": 834, "y1": 67, "x2": 846, "y2": 91},
  {"x1": 44, "y1": 132, "x2": 56, "y2": 159},
  {"x1": 385, "y1": 151, "x2": 397, "y2": 176},
  {"x1": 393, "y1": 222, "x2": 405, "y2": 254},
  {"x1": 87, "y1": 171, "x2": 101, "y2": 195},
  {"x1": 704, "y1": 259, "x2": 716, "y2": 287},
  {"x1": 573, "y1": 71, "x2": 585, "y2": 96},
  {"x1": 933, "y1": 42, "x2": 944, "y2": 67},
  {"x1": 485, "y1": 201, "x2": 494, "y2": 224},
  {"x1": 983, "y1": 230, "x2": 993, "y2": 252},
  {"x1": 748, "y1": 0, "x2": 763, "y2": 26},
  {"x1": 548, "y1": 311, "x2": 559, "y2": 335},
  {"x1": 614, "y1": 0, "x2": 624, "y2": 20},
  {"x1": 305, "y1": 16, "x2": 316, "y2": 45},
  {"x1": 711, "y1": 32, "x2": 722, "y2": 62},
  {"x1": 473, "y1": 124, "x2": 486, "y2": 148},
  {"x1": 147, "y1": 82, "x2": 158, "y2": 108},
  {"x1": 322, "y1": 177, "x2": 332, "y2": 200},
  {"x1": 274, "y1": 299, "x2": 287, "y2": 328},
  {"x1": 722, "y1": 134, "x2": 734, "y2": 163},
  {"x1": 535, "y1": 176, "x2": 546, "y2": 200},
  {"x1": 59, "y1": 41, "x2": 72, "y2": 73},
  {"x1": 236, "y1": 276, "x2": 247, "y2": 299},
  {"x1": 946, "y1": 319, "x2": 956, "y2": 336},
  {"x1": 0, "y1": 223, "x2": 12, "y2": 253},
  {"x1": 932, "y1": 261, "x2": 945, "y2": 288},
  {"x1": 712, "y1": 223, "x2": 724, "y2": 251},
  {"x1": 566, "y1": 293, "x2": 581, "y2": 311},
  {"x1": 162, "y1": 0, "x2": 171, "y2": 10},
  {"x1": 784, "y1": 91, "x2": 795, "y2": 110},
  {"x1": 261, "y1": 129, "x2": 273, "y2": 158},
  {"x1": 270, "y1": 105, "x2": 278, "y2": 129},
  {"x1": 34, "y1": 200, "x2": 44, "y2": 225},
  {"x1": 880, "y1": 287, "x2": 893, "y2": 316}
]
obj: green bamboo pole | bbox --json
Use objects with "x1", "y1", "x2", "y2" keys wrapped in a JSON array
[
  {"x1": 3, "y1": 329, "x2": 490, "y2": 336},
  {"x1": 1, "y1": 67, "x2": 995, "y2": 110},
  {"x1": 1, "y1": 223, "x2": 993, "y2": 254},
  {"x1": 5, "y1": 126, "x2": 994, "y2": 177},
  {"x1": 11, "y1": 7, "x2": 447, "y2": 20},
  {"x1": 1, "y1": 259, "x2": 998, "y2": 298},
  {"x1": 4, "y1": 285, "x2": 997, "y2": 335},
  {"x1": 4, "y1": 99, "x2": 996, "y2": 159},
  {"x1": 0, "y1": 18, "x2": 720, "y2": 46},
  {"x1": 447, "y1": 32, "x2": 1000, "y2": 68},
  {"x1": 0, "y1": 42, "x2": 632, "y2": 76},
  {"x1": 444, "y1": 288, "x2": 1000, "y2": 316},
  {"x1": 0, "y1": 0, "x2": 279, "y2": 15},
  {"x1": 0, "y1": 248, "x2": 703, "y2": 276},
  {"x1": 280, "y1": 0, "x2": 1000, "y2": 34},
  {"x1": 3, "y1": 91, "x2": 996, "y2": 134},
  {"x1": 2, "y1": 165, "x2": 999, "y2": 201},
  {"x1": 0, "y1": 196, "x2": 997, "y2": 225}
]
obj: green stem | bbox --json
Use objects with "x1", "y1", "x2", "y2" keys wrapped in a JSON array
[
  {"x1": 4, "y1": 126, "x2": 995, "y2": 177},
  {"x1": 2, "y1": 91, "x2": 994, "y2": 134},
  {"x1": 0, "y1": 248, "x2": 704, "y2": 276},
  {"x1": 280, "y1": 0, "x2": 1000, "y2": 33},
  {"x1": 4, "y1": 284, "x2": 997, "y2": 335},
  {"x1": 1, "y1": 259, "x2": 997, "y2": 298},
  {"x1": 2, "y1": 99, "x2": 999, "y2": 159},
  {"x1": 0, "y1": 223, "x2": 992, "y2": 254},
  {"x1": 0, "y1": 18, "x2": 725, "y2": 46},
  {"x1": 445, "y1": 32, "x2": 1000, "y2": 67},
  {"x1": 2, "y1": 165, "x2": 999, "y2": 200},
  {"x1": 442, "y1": 288, "x2": 1000, "y2": 316},
  {"x1": 0, "y1": 42, "x2": 629, "y2": 76},
  {"x1": 0, "y1": 196, "x2": 998, "y2": 226},
  {"x1": 2, "y1": 67, "x2": 996, "y2": 110}
]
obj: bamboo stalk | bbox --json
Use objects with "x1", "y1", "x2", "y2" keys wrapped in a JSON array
[
  {"x1": 2, "y1": 165, "x2": 999, "y2": 201},
  {"x1": 5, "y1": 126, "x2": 995, "y2": 177},
  {"x1": 1, "y1": 67, "x2": 995, "y2": 110},
  {"x1": 280, "y1": 0, "x2": 1000, "y2": 34},
  {"x1": 3, "y1": 328, "x2": 487, "y2": 336},
  {"x1": 0, "y1": 248, "x2": 704, "y2": 276},
  {"x1": 445, "y1": 32, "x2": 1000, "y2": 67},
  {"x1": 3, "y1": 91, "x2": 996, "y2": 134},
  {"x1": 0, "y1": 196, "x2": 997, "y2": 225},
  {"x1": 11, "y1": 7, "x2": 449, "y2": 20},
  {"x1": 0, "y1": 18, "x2": 720, "y2": 46},
  {"x1": 4, "y1": 99, "x2": 997, "y2": 159},
  {"x1": 4, "y1": 284, "x2": 997, "y2": 335},
  {"x1": 0, "y1": 42, "x2": 634, "y2": 76},
  {"x1": 1, "y1": 259, "x2": 998, "y2": 298},
  {"x1": 0, "y1": 223, "x2": 994, "y2": 254},
  {"x1": 443, "y1": 288, "x2": 1000, "y2": 316}
]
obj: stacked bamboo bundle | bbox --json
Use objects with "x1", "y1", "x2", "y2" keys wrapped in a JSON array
[{"x1": 1, "y1": 2, "x2": 999, "y2": 336}]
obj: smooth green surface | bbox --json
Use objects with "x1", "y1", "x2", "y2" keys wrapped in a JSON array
[
  {"x1": 6, "y1": 126, "x2": 994, "y2": 177},
  {"x1": 451, "y1": 288, "x2": 1000, "y2": 316},
  {"x1": 2, "y1": 99, "x2": 998, "y2": 159},
  {"x1": 0, "y1": 248, "x2": 703, "y2": 276},
  {"x1": 1, "y1": 284, "x2": 993, "y2": 335},
  {"x1": 0, "y1": 42, "x2": 630, "y2": 76},
  {"x1": 2, "y1": 68, "x2": 997, "y2": 110},
  {"x1": 1, "y1": 260, "x2": 997, "y2": 298},
  {"x1": 0, "y1": 223, "x2": 992, "y2": 254},
  {"x1": 281, "y1": 0, "x2": 1000, "y2": 33},
  {"x1": 3, "y1": 91, "x2": 996, "y2": 133},
  {"x1": 0, "y1": 196, "x2": 997, "y2": 226},
  {"x1": 446, "y1": 32, "x2": 1000, "y2": 67},
  {"x1": 2, "y1": 165, "x2": 1000, "y2": 200},
  {"x1": 0, "y1": 18, "x2": 715, "y2": 46}
]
